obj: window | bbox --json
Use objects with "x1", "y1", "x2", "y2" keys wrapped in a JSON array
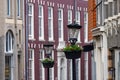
[
  {"x1": 6, "y1": 31, "x2": 14, "y2": 53},
  {"x1": 17, "y1": 0, "x2": 21, "y2": 16},
  {"x1": 48, "y1": 7, "x2": 54, "y2": 41},
  {"x1": 58, "y1": 9, "x2": 63, "y2": 41},
  {"x1": 39, "y1": 50, "x2": 45, "y2": 80},
  {"x1": 7, "y1": 0, "x2": 11, "y2": 16},
  {"x1": 84, "y1": 12, "x2": 88, "y2": 42},
  {"x1": 68, "y1": 60, "x2": 72, "y2": 80},
  {"x1": 119, "y1": 0, "x2": 120, "y2": 13},
  {"x1": 76, "y1": 59, "x2": 80, "y2": 80},
  {"x1": 49, "y1": 50, "x2": 54, "y2": 80},
  {"x1": 108, "y1": 2, "x2": 112, "y2": 17},
  {"x1": 5, "y1": 56, "x2": 13, "y2": 80},
  {"x1": 60, "y1": 59, "x2": 65, "y2": 80},
  {"x1": 28, "y1": 49, "x2": 34, "y2": 80},
  {"x1": 97, "y1": 0, "x2": 102, "y2": 25},
  {"x1": 28, "y1": 3, "x2": 34, "y2": 39},
  {"x1": 118, "y1": 52, "x2": 120, "y2": 79},
  {"x1": 76, "y1": 11, "x2": 81, "y2": 42},
  {"x1": 104, "y1": 4, "x2": 108, "y2": 19},
  {"x1": 84, "y1": 52, "x2": 88, "y2": 80},
  {"x1": 68, "y1": 10, "x2": 72, "y2": 24},
  {"x1": 38, "y1": 5, "x2": 44, "y2": 40}
]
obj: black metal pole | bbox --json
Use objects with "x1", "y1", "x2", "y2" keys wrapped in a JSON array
[
  {"x1": 47, "y1": 68, "x2": 49, "y2": 80},
  {"x1": 72, "y1": 59, "x2": 76, "y2": 80}
]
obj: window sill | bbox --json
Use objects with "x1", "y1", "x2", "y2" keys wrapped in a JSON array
[{"x1": 29, "y1": 38, "x2": 36, "y2": 41}]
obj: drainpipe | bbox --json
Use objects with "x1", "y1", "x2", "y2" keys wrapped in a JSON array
[{"x1": 25, "y1": 0, "x2": 29, "y2": 80}]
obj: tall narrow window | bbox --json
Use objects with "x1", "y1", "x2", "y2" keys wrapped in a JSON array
[
  {"x1": 28, "y1": 3, "x2": 34, "y2": 39},
  {"x1": 5, "y1": 56, "x2": 13, "y2": 80},
  {"x1": 58, "y1": 9, "x2": 63, "y2": 41},
  {"x1": 48, "y1": 7, "x2": 53, "y2": 41},
  {"x1": 118, "y1": 52, "x2": 120, "y2": 80},
  {"x1": 7, "y1": 0, "x2": 11, "y2": 16},
  {"x1": 19, "y1": 30, "x2": 21, "y2": 44},
  {"x1": 39, "y1": 50, "x2": 45, "y2": 80},
  {"x1": 69, "y1": 60, "x2": 72, "y2": 80},
  {"x1": 84, "y1": 12, "x2": 88, "y2": 42},
  {"x1": 68, "y1": 10, "x2": 72, "y2": 24},
  {"x1": 76, "y1": 59, "x2": 80, "y2": 80},
  {"x1": 84, "y1": 52, "x2": 88, "y2": 80},
  {"x1": 17, "y1": 0, "x2": 21, "y2": 16},
  {"x1": 6, "y1": 31, "x2": 14, "y2": 53},
  {"x1": 28, "y1": 49, "x2": 35, "y2": 80},
  {"x1": 60, "y1": 59, "x2": 65, "y2": 80},
  {"x1": 38, "y1": 5, "x2": 44, "y2": 40},
  {"x1": 76, "y1": 11, "x2": 81, "y2": 42},
  {"x1": 113, "y1": 0, "x2": 117, "y2": 15},
  {"x1": 49, "y1": 50, "x2": 54, "y2": 80}
]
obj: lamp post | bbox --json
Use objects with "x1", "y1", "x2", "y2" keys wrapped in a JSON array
[
  {"x1": 67, "y1": 21, "x2": 82, "y2": 80},
  {"x1": 43, "y1": 44, "x2": 53, "y2": 80}
]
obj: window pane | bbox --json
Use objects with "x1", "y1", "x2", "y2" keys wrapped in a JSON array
[{"x1": 7, "y1": 0, "x2": 10, "y2": 15}]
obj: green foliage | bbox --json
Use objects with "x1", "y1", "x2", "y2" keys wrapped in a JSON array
[
  {"x1": 41, "y1": 58, "x2": 54, "y2": 63},
  {"x1": 63, "y1": 44, "x2": 82, "y2": 51}
]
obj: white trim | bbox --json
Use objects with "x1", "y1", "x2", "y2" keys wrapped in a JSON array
[
  {"x1": 58, "y1": 9, "x2": 64, "y2": 41},
  {"x1": 76, "y1": 11, "x2": 81, "y2": 42},
  {"x1": 38, "y1": 5, "x2": 44, "y2": 40},
  {"x1": 28, "y1": 3, "x2": 34, "y2": 40},
  {"x1": 39, "y1": 50, "x2": 45, "y2": 80},
  {"x1": 84, "y1": 12, "x2": 88, "y2": 43},
  {"x1": 28, "y1": 49, "x2": 35, "y2": 80},
  {"x1": 48, "y1": 7, "x2": 54, "y2": 41}
]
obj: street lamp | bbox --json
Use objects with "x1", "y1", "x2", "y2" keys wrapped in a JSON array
[
  {"x1": 43, "y1": 43, "x2": 54, "y2": 80},
  {"x1": 67, "y1": 21, "x2": 82, "y2": 45},
  {"x1": 67, "y1": 21, "x2": 82, "y2": 80},
  {"x1": 43, "y1": 44, "x2": 54, "y2": 58}
]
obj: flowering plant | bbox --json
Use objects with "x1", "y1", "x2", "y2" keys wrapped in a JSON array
[
  {"x1": 41, "y1": 58, "x2": 54, "y2": 63},
  {"x1": 63, "y1": 44, "x2": 83, "y2": 51}
]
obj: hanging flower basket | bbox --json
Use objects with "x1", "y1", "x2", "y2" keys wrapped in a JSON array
[
  {"x1": 41, "y1": 58, "x2": 54, "y2": 68},
  {"x1": 42, "y1": 62, "x2": 54, "y2": 68},
  {"x1": 64, "y1": 50, "x2": 82, "y2": 59},
  {"x1": 63, "y1": 44, "x2": 82, "y2": 59}
]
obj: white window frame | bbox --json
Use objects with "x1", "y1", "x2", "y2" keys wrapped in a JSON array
[
  {"x1": 76, "y1": 59, "x2": 81, "y2": 80},
  {"x1": 76, "y1": 11, "x2": 81, "y2": 42},
  {"x1": 7, "y1": 0, "x2": 11, "y2": 16},
  {"x1": 28, "y1": 49, "x2": 35, "y2": 80},
  {"x1": 28, "y1": 3, "x2": 34, "y2": 39},
  {"x1": 84, "y1": 12, "x2": 88, "y2": 43},
  {"x1": 5, "y1": 31, "x2": 14, "y2": 53},
  {"x1": 17, "y1": 0, "x2": 21, "y2": 17},
  {"x1": 68, "y1": 10, "x2": 72, "y2": 24},
  {"x1": 49, "y1": 50, "x2": 54, "y2": 80},
  {"x1": 69, "y1": 60, "x2": 72, "y2": 80},
  {"x1": 5, "y1": 56, "x2": 14, "y2": 80},
  {"x1": 58, "y1": 9, "x2": 64, "y2": 41},
  {"x1": 39, "y1": 50, "x2": 45, "y2": 80},
  {"x1": 38, "y1": 5, "x2": 44, "y2": 40},
  {"x1": 48, "y1": 7, "x2": 54, "y2": 41},
  {"x1": 84, "y1": 52, "x2": 88, "y2": 80}
]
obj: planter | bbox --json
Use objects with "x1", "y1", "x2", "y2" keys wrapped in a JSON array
[
  {"x1": 83, "y1": 44, "x2": 94, "y2": 52},
  {"x1": 64, "y1": 50, "x2": 81, "y2": 59},
  {"x1": 42, "y1": 62, "x2": 54, "y2": 68}
]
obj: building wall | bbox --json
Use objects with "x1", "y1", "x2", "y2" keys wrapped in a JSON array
[
  {"x1": 0, "y1": 0, "x2": 25, "y2": 80},
  {"x1": 25, "y1": 0, "x2": 91, "y2": 80},
  {"x1": 88, "y1": 0, "x2": 96, "y2": 41}
]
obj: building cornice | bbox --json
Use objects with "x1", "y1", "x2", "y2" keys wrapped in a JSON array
[{"x1": 92, "y1": 26, "x2": 105, "y2": 37}]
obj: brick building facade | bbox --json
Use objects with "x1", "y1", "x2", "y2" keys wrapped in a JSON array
[{"x1": 25, "y1": 0, "x2": 91, "y2": 80}]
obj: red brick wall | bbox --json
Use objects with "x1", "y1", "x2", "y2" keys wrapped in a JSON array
[{"x1": 88, "y1": 0, "x2": 96, "y2": 41}]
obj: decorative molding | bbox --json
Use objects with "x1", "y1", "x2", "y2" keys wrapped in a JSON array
[
  {"x1": 47, "y1": 1, "x2": 54, "y2": 7},
  {"x1": 57, "y1": 3, "x2": 64, "y2": 8}
]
